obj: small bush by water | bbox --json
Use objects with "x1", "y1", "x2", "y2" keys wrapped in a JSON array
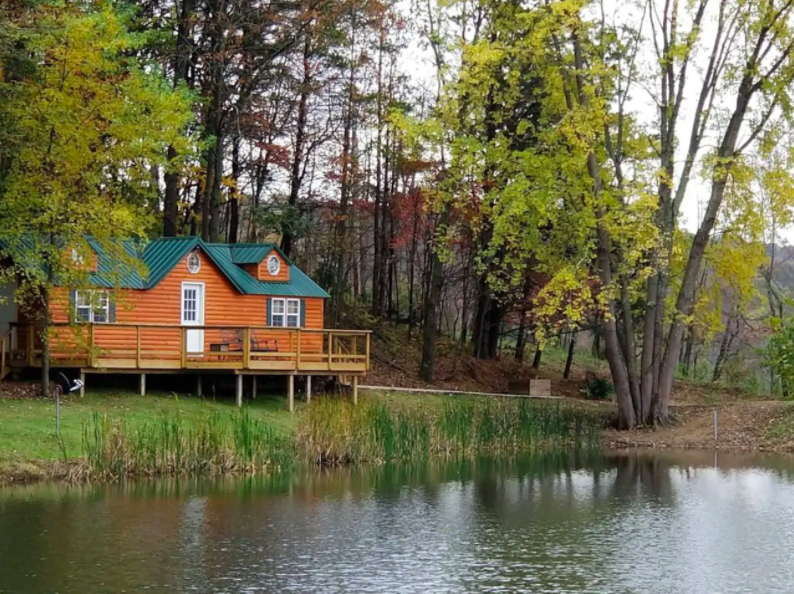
[{"x1": 297, "y1": 397, "x2": 604, "y2": 464}]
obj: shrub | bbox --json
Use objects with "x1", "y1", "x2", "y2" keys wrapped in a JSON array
[{"x1": 583, "y1": 374, "x2": 613, "y2": 400}]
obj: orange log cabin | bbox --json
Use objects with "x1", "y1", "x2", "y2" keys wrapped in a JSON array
[{"x1": 0, "y1": 237, "x2": 370, "y2": 408}]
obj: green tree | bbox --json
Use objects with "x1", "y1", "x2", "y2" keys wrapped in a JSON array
[{"x1": 0, "y1": 1, "x2": 194, "y2": 396}]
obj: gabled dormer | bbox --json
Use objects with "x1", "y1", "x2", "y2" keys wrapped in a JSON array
[
  {"x1": 258, "y1": 248, "x2": 289, "y2": 282},
  {"x1": 229, "y1": 244, "x2": 290, "y2": 282},
  {"x1": 67, "y1": 243, "x2": 97, "y2": 272}
]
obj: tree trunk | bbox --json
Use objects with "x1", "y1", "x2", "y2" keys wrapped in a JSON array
[
  {"x1": 515, "y1": 312, "x2": 527, "y2": 363},
  {"x1": 371, "y1": 34, "x2": 385, "y2": 318},
  {"x1": 639, "y1": 272, "x2": 658, "y2": 421},
  {"x1": 407, "y1": 195, "x2": 418, "y2": 338},
  {"x1": 40, "y1": 289, "x2": 50, "y2": 399},
  {"x1": 588, "y1": 149, "x2": 636, "y2": 428},
  {"x1": 653, "y1": 75, "x2": 755, "y2": 422},
  {"x1": 592, "y1": 319, "x2": 602, "y2": 359},
  {"x1": 619, "y1": 277, "x2": 641, "y2": 419},
  {"x1": 564, "y1": 333, "x2": 576, "y2": 379},
  {"x1": 331, "y1": 65, "x2": 356, "y2": 326},
  {"x1": 419, "y1": 211, "x2": 448, "y2": 381},
  {"x1": 163, "y1": 145, "x2": 180, "y2": 237},
  {"x1": 203, "y1": 0, "x2": 224, "y2": 243},
  {"x1": 683, "y1": 328, "x2": 695, "y2": 377},
  {"x1": 485, "y1": 300, "x2": 503, "y2": 359},
  {"x1": 471, "y1": 283, "x2": 490, "y2": 359},
  {"x1": 163, "y1": 0, "x2": 194, "y2": 237},
  {"x1": 227, "y1": 137, "x2": 240, "y2": 243},
  {"x1": 201, "y1": 144, "x2": 215, "y2": 241},
  {"x1": 712, "y1": 319, "x2": 736, "y2": 383},
  {"x1": 532, "y1": 345, "x2": 542, "y2": 370},
  {"x1": 282, "y1": 34, "x2": 312, "y2": 258},
  {"x1": 209, "y1": 134, "x2": 222, "y2": 242}
]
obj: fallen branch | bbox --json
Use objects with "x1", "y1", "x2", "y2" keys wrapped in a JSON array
[{"x1": 360, "y1": 385, "x2": 562, "y2": 400}]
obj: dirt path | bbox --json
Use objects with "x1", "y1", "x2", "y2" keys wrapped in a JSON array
[{"x1": 605, "y1": 400, "x2": 794, "y2": 451}]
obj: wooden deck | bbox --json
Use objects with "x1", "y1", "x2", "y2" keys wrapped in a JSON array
[{"x1": 1, "y1": 322, "x2": 371, "y2": 377}]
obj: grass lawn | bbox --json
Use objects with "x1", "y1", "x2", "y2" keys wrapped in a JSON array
[{"x1": 0, "y1": 389, "x2": 296, "y2": 463}]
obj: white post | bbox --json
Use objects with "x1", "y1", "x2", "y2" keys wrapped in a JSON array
[
  {"x1": 197, "y1": 374, "x2": 202, "y2": 397},
  {"x1": 139, "y1": 373, "x2": 146, "y2": 396},
  {"x1": 236, "y1": 374, "x2": 243, "y2": 407},
  {"x1": 352, "y1": 375, "x2": 358, "y2": 406},
  {"x1": 79, "y1": 372, "x2": 85, "y2": 398},
  {"x1": 306, "y1": 375, "x2": 312, "y2": 403},
  {"x1": 288, "y1": 374, "x2": 295, "y2": 413},
  {"x1": 252, "y1": 375, "x2": 257, "y2": 399}
]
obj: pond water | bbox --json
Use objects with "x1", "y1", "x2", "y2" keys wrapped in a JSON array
[{"x1": 2, "y1": 451, "x2": 794, "y2": 593}]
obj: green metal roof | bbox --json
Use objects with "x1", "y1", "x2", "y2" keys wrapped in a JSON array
[
  {"x1": 202, "y1": 243, "x2": 330, "y2": 298},
  {"x1": 0, "y1": 235, "x2": 330, "y2": 298},
  {"x1": 228, "y1": 244, "x2": 274, "y2": 264},
  {"x1": 140, "y1": 237, "x2": 199, "y2": 287},
  {"x1": 87, "y1": 237, "x2": 146, "y2": 289}
]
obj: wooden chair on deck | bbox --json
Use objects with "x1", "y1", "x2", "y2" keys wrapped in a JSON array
[{"x1": 214, "y1": 329, "x2": 259, "y2": 357}]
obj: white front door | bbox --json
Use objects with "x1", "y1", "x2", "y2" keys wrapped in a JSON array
[{"x1": 181, "y1": 282, "x2": 205, "y2": 354}]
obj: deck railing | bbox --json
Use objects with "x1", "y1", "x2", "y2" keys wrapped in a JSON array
[{"x1": 5, "y1": 322, "x2": 371, "y2": 374}]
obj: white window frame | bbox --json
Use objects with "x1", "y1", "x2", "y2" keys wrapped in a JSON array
[
  {"x1": 271, "y1": 298, "x2": 300, "y2": 328},
  {"x1": 180, "y1": 282, "x2": 204, "y2": 325},
  {"x1": 286, "y1": 298, "x2": 300, "y2": 328},
  {"x1": 186, "y1": 252, "x2": 201, "y2": 274},
  {"x1": 75, "y1": 290, "x2": 110, "y2": 323},
  {"x1": 266, "y1": 254, "x2": 281, "y2": 276}
]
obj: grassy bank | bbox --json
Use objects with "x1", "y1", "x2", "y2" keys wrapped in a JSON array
[{"x1": 0, "y1": 390, "x2": 607, "y2": 483}]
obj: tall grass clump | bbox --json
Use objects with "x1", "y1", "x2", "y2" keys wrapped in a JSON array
[
  {"x1": 81, "y1": 410, "x2": 294, "y2": 480},
  {"x1": 296, "y1": 396, "x2": 604, "y2": 465}
]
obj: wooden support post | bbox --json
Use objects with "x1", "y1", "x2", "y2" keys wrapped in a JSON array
[
  {"x1": 288, "y1": 374, "x2": 295, "y2": 413},
  {"x1": 89, "y1": 324, "x2": 95, "y2": 367},
  {"x1": 252, "y1": 375, "x2": 257, "y2": 399},
  {"x1": 296, "y1": 329, "x2": 301, "y2": 371},
  {"x1": 197, "y1": 374, "x2": 202, "y2": 397},
  {"x1": 366, "y1": 333, "x2": 371, "y2": 370},
  {"x1": 327, "y1": 332, "x2": 333, "y2": 370},
  {"x1": 243, "y1": 327, "x2": 251, "y2": 369},
  {"x1": 139, "y1": 373, "x2": 146, "y2": 396},
  {"x1": 180, "y1": 328, "x2": 187, "y2": 368},
  {"x1": 306, "y1": 375, "x2": 312, "y2": 403},
  {"x1": 79, "y1": 372, "x2": 85, "y2": 398},
  {"x1": 236, "y1": 374, "x2": 243, "y2": 407},
  {"x1": 352, "y1": 374, "x2": 358, "y2": 406},
  {"x1": 136, "y1": 325, "x2": 142, "y2": 368}
]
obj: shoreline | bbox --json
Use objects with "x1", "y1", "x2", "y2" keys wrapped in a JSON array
[
  {"x1": 6, "y1": 441, "x2": 794, "y2": 488},
  {"x1": 0, "y1": 391, "x2": 605, "y2": 486},
  {"x1": 1, "y1": 391, "x2": 792, "y2": 488}
]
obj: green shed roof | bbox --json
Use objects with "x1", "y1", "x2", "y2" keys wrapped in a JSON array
[{"x1": 228, "y1": 244, "x2": 274, "y2": 264}]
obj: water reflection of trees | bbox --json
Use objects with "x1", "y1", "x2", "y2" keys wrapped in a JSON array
[{"x1": 6, "y1": 451, "x2": 794, "y2": 593}]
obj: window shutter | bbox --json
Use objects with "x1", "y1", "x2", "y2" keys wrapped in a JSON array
[
  {"x1": 266, "y1": 297, "x2": 272, "y2": 326},
  {"x1": 70, "y1": 289, "x2": 77, "y2": 321},
  {"x1": 110, "y1": 295, "x2": 116, "y2": 323},
  {"x1": 300, "y1": 300, "x2": 306, "y2": 328}
]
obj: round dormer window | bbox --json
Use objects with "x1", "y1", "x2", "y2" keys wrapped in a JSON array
[
  {"x1": 267, "y1": 254, "x2": 281, "y2": 276},
  {"x1": 71, "y1": 248, "x2": 84, "y2": 265},
  {"x1": 187, "y1": 252, "x2": 201, "y2": 274}
]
